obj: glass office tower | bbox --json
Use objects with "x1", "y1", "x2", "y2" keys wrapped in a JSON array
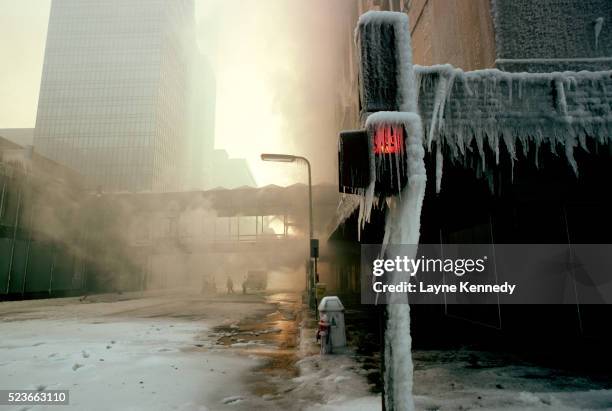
[{"x1": 34, "y1": 0, "x2": 194, "y2": 192}]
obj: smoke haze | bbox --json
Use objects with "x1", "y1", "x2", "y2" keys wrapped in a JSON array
[
  {"x1": 196, "y1": 0, "x2": 356, "y2": 186},
  {"x1": 0, "y1": 0, "x2": 358, "y2": 186}
]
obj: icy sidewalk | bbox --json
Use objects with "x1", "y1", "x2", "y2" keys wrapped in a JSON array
[
  {"x1": 295, "y1": 313, "x2": 382, "y2": 411},
  {"x1": 201, "y1": 293, "x2": 381, "y2": 410},
  {"x1": 412, "y1": 350, "x2": 612, "y2": 410},
  {"x1": 291, "y1": 304, "x2": 612, "y2": 411},
  {"x1": 295, "y1": 340, "x2": 612, "y2": 411}
]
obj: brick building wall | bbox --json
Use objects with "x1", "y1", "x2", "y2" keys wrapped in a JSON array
[{"x1": 408, "y1": 0, "x2": 496, "y2": 70}]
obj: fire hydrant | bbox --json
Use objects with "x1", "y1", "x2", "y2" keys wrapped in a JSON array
[
  {"x1": 317, "y1": 296, "x2": 346, "y2": 351},
  {"x1": 316, "y1": 314, "x2": 332, "y2": 354}
]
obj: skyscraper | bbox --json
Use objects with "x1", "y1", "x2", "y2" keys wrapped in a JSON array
[
  {"x1": 187, "y1": 52, "x2": 216, "y2": 190},
  {"x1": 34, "y1": 0, "x2": 195, "y2": 192}
]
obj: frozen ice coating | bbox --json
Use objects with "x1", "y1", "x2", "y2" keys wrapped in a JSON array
[
  {"x1": 356, "y1": 9, "x2": 423, "y2": 235},
  {"x1": 370, "y1": 114, "x2": 425, "y2": 411},
  {"x1": 354, "y1": 9, "x2": 612, "y2": 410},
  {"x1": 331, "y1": 194, "x2": 361, "y2": 234},
  {"x1": 357, "y1": 11, "x2": 417, "y2": 114},
  {"x1": 415, "y1": 64, "x2": 612, "y2": 192},
  {"x1": 356, "y1": 12, "x2": 424, "y2": 411},
  {"x1": 362, "y1": 114, "x2": 423, "y2": 410}
]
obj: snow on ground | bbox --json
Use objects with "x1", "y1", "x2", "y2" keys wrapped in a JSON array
[
  {"x1": 0, "y1": 291, "x2": 382, "y2": 411},
  {"x1": 0, "y1": 291, "x2": 271, "y2": 411},
  {"x1": 0, "y1": 319, "x2": 258, "y2": 411},
  {"x1": 306, "y1": 396, "x2": 381, "y2": 411},
  {"x1": 296, "y1": 316, "x2": 382, "y2": 411}
]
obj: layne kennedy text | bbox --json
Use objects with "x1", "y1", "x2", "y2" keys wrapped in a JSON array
[{"x1": 372, "y1": 281, "x2": 517, "y2": 295}]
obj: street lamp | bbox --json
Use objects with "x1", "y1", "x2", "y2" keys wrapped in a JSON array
[
  {"x1": 261, "y1": 154, "x2": 312, "y2": 240},
  {"x1": 261, "y1": 153, "x2": 317, "y2": 310}
]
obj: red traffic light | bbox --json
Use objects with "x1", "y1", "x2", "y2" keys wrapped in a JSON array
[
  {"x1": 373, "y1": 125, "x2": 404, "y2": 155},
  {"x1": 338, "y1": 126, "x2": 408, "y2": 196}
]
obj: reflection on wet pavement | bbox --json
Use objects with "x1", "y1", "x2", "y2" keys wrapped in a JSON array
[{"x1": 210, "y1": 292, "x2": 301, "y2": 396}]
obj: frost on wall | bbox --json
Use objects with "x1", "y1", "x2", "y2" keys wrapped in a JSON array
[
  {"x1": 415, "y1": 65, "x2": 612, "y2": 192},
  {"x1": 490, "y1": 0, "x2": 612, "y2": 60}
]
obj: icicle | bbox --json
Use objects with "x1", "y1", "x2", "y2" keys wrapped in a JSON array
[
  {"x1": 427, "y1": 68, "x2": 457, "y2": 150},
  {"x1": 594, "y1": 17, "x2": 604, "y2": 50},
  {"x1": 356, "y1": 124, "x2": 378, "y2": 240},
  {"x1": 462, "y1": 75, "x2": 474, "y2": 96},
  {"x1": 502, "y1": 133, "x2": 517, "y2": 162},
  {"x1": 435, "y1": 141, "x2": 443, "y2": 193},
  {"x1": 565, "y1": 133, "x2": 579, "y2": 176},
  {"x1": 414, "y1": 70, "x2": 423, "y2": 108},
  {"x1": 554, "y1": 78, "x2": 569, "y2": 117},
  {"x1": 475, "y1": 130, "x2": 486, "y2": 170},
  {"x1": 578, "y1": 133, "x2": 589, "y2": 153},
  {"x1": 489, "y1": 132, "x2": 500, "y2": 165},
  {"x1": 507, "y1": 75, "x2": 513, "y2": 104},
  {"x1": 331, "y1": 194, "x2": 361, "y2": 235}
]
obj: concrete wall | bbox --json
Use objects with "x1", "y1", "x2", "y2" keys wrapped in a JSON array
[{"x1": 408, "y1": 0, "x2": 496, "y2": 70}]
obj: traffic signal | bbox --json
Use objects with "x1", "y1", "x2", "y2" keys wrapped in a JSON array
[{"x1": 338, "y1": 124, "x2": 408, "y2": 196}]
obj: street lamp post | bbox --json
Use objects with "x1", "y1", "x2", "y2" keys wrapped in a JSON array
[{"x1": 261, "y1": 154, "x2": 317, "y2": 310}]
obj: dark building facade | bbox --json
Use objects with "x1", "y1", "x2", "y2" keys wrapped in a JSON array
[
  {"x1": 330, "y1": 1, "x2": 612, "y2": 369},
  {"x1": 0, "y1": 136, "x2": 88, "y2": 298}
]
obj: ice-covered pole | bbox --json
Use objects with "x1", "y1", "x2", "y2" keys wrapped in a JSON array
[{"x1": 357, "y1": 11, "x2": 426, "y2": 411}]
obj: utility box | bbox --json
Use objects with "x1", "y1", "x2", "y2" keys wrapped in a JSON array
[{"x1": 318, "y1": 296, "x2": 346, "y2": 349}]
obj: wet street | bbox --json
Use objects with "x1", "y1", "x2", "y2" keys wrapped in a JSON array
[{"x1": 212, "y1": 293, "x2": 301, "y2": 389}]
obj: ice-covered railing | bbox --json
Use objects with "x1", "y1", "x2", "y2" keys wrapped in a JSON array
[{"x1": 415, "y1": 64, "x2": 612, "y2": 192}]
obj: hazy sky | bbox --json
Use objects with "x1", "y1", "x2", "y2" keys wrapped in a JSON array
[
  {"x1": 0, "y1": 1, "x2": 51, "y2": 128},
  {"x1": 0, "y1": 0, "x2": 352, "y2": 186}
]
